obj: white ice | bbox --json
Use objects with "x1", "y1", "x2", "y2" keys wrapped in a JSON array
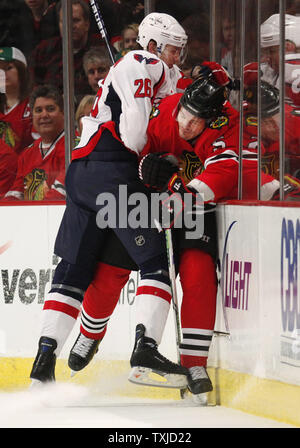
[{"x1": 0, "y1": 380, "x2": 295, "y2": 428}]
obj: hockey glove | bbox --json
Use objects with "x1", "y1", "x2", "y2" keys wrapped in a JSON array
[
  {"x1": 191, "y1": 61, "x2": 238, "y2": 90},
  {"x1": 158, "y1": 173, "x2": 204, "y2": 231},
  {"x1": 139, "y1": 152, "x2": 179, "y2": 191}
]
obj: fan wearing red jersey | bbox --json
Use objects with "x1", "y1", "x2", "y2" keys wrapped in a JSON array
[
  {"x1": 0, "y1": 140, "x2": 18, "y2": 196},
  {"x1": 4, "y1": 84, "x2": 65, "y2": 201},
  {"x1": 0, "y1": 47, "x2": 33, "y2": 155}
]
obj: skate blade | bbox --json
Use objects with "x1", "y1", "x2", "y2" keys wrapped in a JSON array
[
  {"x1": 128, "y1": 366, "x2": 188, "y2": 389},
  {"x1": 180, "y1": 389, "x2": 209, "y2": 406},
  {"x1": 70, "y1": 370, "x2": 77, "y2": 378},
  {"x1": 192, "y1": 392, "x2": 208, "y2": 406},
  {"x1": 29, "y1": 379, "x2": 43, "y2": 389}
]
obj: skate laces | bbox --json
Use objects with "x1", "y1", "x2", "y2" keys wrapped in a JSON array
[
  {"x1": 189, "y1": 366, "x2": 208, "y2": 380},
  {"x1": 72, "y1": 334, "x2": 96, "y2": 357}
]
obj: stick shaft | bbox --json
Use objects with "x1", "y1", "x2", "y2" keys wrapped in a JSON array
[{"x1": 89, "y1": 0, "x2": 116, "y2": 64}]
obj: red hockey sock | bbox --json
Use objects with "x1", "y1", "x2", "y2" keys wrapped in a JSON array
[
  {"x1": 179, "y1": 248, "x2": 217, "y2": 368},
  {"x1": 80, "y1": 262, "x2": 131, "y2": 339}
]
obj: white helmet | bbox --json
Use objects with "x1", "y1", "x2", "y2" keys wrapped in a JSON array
[
  {"x1": 261, "y1": 14, "x2": 300, "y2": 48},
  {"x1": 137, "y1": 12, "x2": 187, "y2": 56}
]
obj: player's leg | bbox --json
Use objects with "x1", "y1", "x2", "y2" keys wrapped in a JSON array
[
  {"x1": 68, "y1": 262, "x2": 131, "y2": 372},
  {"x1": 179, "y1": 248, "x2": 217, "y2": 396},
  {"x1": 30, "y1": 190, "x2": 104, "y2": 385}
]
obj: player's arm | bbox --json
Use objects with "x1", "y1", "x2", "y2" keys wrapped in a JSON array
[{"x1": 111, "y1": 53, "x2": 173, "y2": 154}]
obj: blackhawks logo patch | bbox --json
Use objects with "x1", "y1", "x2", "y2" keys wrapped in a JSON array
[
  {"x1": 24, "y1": 168, "x2": 47, "y2": 200},
  {"x1": 149, "y1": 104, "x2": 160, "y2": 119},
  {"x1": 178, "y1": 151, "x2": 203, "y2": 183},
  {"x1": 246, "y1": 115, "x2": 258, "y2": 126},
  {"x1": 210, "y1": 116, "x2": 229, "y2": 129}
]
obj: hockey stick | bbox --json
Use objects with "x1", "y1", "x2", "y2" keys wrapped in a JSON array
[
  {"x1": 154, "y1": 220, "x2": 186, "y2": 398},
  {"x1": 89, "y1": 0, "x2": 116, "y2": 64},
  {"x1": 165, "y1": 228, "x2": 188, "y2": 399}
]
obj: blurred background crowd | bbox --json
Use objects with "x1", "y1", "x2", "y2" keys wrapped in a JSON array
[{"x1": 0, "y1": 0, "x2": 299, "y2": 201}]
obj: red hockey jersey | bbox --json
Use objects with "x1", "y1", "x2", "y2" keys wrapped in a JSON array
[
  {"x1": 4, "y1": 132, "x2": 66, "y2": 201},
  {"x1": 0, "y1": 99, "x2": 33, "y2": 155},
  {"x1": 0, "y1": 140, "x2": 18, "y2": 196},
  {"x1": 142, "y1": 93, "x2": 241, "y2": 201}
]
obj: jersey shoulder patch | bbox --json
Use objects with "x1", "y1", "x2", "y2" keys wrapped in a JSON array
[
  {"x1": 149, "y1": 104, "x2": 160, "y2": 119},
  {"x1": 133, "y1": 53, "x2": 159, "y2": 65},
  {"x1": 245, "y1": 115, "x2": 258, "y2": 126},
  {"x1": 209, "y1": 115, "x2": 229, "y2": 129}
]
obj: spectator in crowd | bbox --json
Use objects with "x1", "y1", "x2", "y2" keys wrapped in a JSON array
[
  {"x1": 75, "y1": 94, "x2": 95, "y2": 136},
  {"x1": 20, "y1": 1, "x2": 60, "y2": 60},
  {"x1": 83, "y1": 47, "x2": 110, "y2": 94},
  {"x1": 3, "y1": 84, "x2": 65, "y2": 201},
  {"x1": 0, "y1": 140, "x2": 18, "y2": 197},
  {"x1": 181, "y1": 14, "x2": 210, "y2": 65},
  {"x1": 0, "y1": 76, "x2": 18, "y2": 195},
  {"x1": 220, "y1": 16, "x2": 236, "y2": 77},
  {"x1": 115, "y1": 23, "x2": 140, "y2": 60},
  {"x1": 29, "y1": 0, "x2": 105, "y2": 103},
  {"x1": 0, "y1": 47, "x2": 33, "y2": 156}
]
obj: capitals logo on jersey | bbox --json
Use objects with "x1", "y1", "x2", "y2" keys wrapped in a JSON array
[{"x1": 134, "y1": 54, "x2": 159, "y2": 65}]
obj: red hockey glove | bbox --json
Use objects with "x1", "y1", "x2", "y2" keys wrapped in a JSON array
[
  {"x1": 139, "y1": 152, "x2": 179, "y2": 191},
  {"x1": 191, "y1": 61, "x2": 237, "y2": 88},
  {"x1": 243, "y1": 62, "x2": 263, "y2": 87}
]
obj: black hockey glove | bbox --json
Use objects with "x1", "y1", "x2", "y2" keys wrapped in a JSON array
[{"x1": 139, "y1": 152, "x2": 179, "y2": 191}]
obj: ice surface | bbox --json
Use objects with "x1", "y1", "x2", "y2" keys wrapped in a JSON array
[{"x1": 0, "y1": 381, "x2": 295, "y2": 429}]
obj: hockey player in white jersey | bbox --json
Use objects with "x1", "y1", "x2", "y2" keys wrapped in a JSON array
[
  {"x1": 30, "y1": 13, "x2": 190, "y2": 388},
  {"x1": 137, "y1": 12, "x2": 192, "y2": 93},
  {"x1": 260, "y1": 13, "x2": 300, "y2": 107}
]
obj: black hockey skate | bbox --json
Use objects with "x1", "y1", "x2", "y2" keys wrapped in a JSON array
[
  {"x1": 187, "y1": 366, "x2": 213, "y2": 405},
  {"x1": 68, "y1": 333, "x2": 101, "y2": 374},
  {"x1": 128, "y1": 324, "x2": 188, "y2": 389},
  {"x1": 30, "y1": 336, "x2": 57, "y2": 384}
]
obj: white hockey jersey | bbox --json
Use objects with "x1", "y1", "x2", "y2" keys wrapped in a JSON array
[
  {"x1": 262, "y1": 53, "x2": 300, "y2": 107},
  {"x1": 73, "y1": 50, "x2": 174, "y2": 159}
]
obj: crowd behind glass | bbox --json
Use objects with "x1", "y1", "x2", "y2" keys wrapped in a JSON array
[{"x1": 0, "y1": 0, "x2": 299, "y2": 202}]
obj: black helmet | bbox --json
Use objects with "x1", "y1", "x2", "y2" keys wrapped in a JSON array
[
  {"x1": 180, "y1": 77, "x2": 227, "y2": 120},
  {"x1": 244, "y1": 80, "x2": 279, "y2": 117}
]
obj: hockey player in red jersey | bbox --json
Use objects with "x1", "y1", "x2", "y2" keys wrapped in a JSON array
[
  {"x1": 66, "y1": 76, "x2": 246, "y2": 401},
  {"x1": 3, "y1": 84, "x2": 66, "y2": 201},
  {"x1": 30, "y1": 13, "x2": 190, "y2": 389},
  {"x1": 244, "y1": 79, "x2": 300, "y2": 193}
]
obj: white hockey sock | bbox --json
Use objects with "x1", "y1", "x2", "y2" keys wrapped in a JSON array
[
  {"x1": 41, "y1": 292, "x2": 81, "y2": 356},
  {"x1": 135, "y1": 279, "x2": 171, "y2": 344}
]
